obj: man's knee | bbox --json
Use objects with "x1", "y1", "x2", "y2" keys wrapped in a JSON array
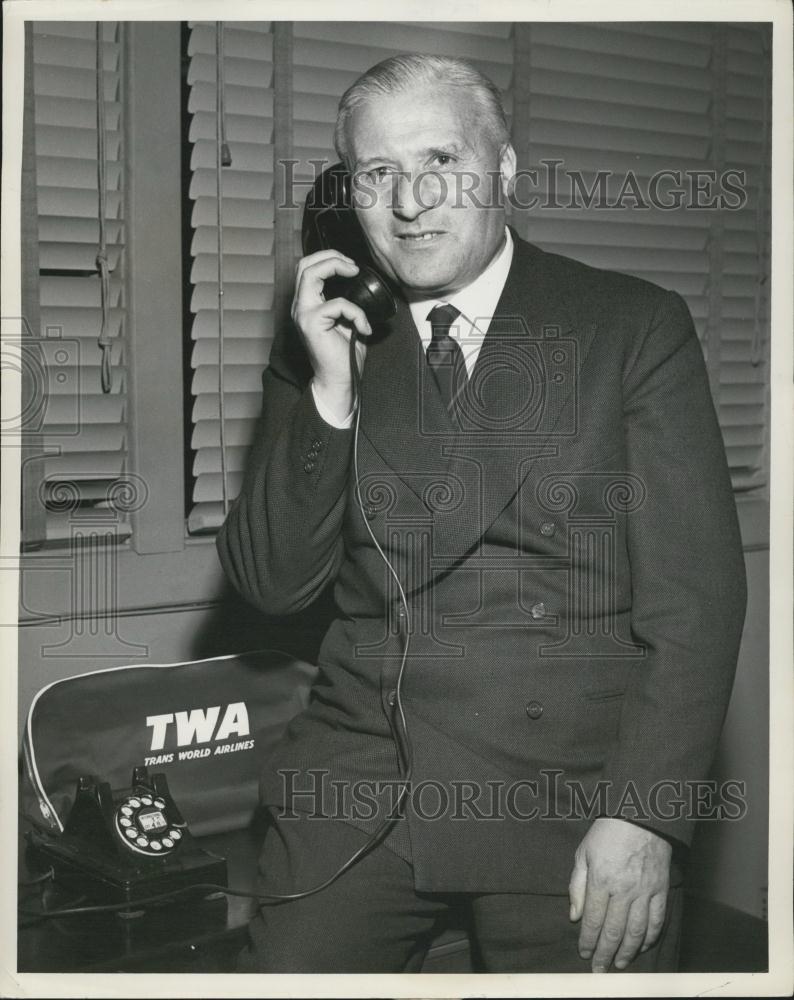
[{"x1": 236, "y1": 812, "x2": 439, "y2": 972}]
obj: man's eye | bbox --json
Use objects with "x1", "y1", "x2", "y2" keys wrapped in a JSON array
[
  {"x1": 432, "y1": 154, "x2": 454, "y2": 169},
  {"x1": 367, "y1": 167, "x2": 391, "y2": 183}
]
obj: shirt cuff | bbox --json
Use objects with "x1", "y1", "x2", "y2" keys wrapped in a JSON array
[{"x1": 310, "y1": 378, "x2": 356, "y2": 429}]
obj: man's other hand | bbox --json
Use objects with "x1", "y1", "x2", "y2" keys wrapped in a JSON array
[
  {"x1": 568, "y1": 817, "x2": 672, "y2": 973},
  {"x1": 291, "y1": 250, "x2": 373, "y2": 423}
]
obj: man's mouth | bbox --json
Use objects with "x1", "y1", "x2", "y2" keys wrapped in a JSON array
[{"x1": 396, "y1": 231, "x2": 444, "y2": 244}]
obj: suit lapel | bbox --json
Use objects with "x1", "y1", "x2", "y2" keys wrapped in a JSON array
[{"x1": 358, "y1": 235, "x2": 598, "y2": 582}]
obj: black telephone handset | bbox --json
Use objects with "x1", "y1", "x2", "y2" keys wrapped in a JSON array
[
  {"x1": 26, "y1": 767, "x2": 227, "y2": 907},
  {"x1": 301, "y1": 162, "x2": 396, "y2": 325}
]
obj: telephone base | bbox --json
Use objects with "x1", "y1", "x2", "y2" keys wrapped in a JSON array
[
  {"x1": 27, "y1": 828, "x2": 228, "y2": 907},
  {"x1": 25, "y1": 767, "x2": 229, "y2": 908}
]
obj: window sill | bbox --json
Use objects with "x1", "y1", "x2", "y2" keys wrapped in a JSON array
[{"x1": 17, "y1": 533, "x2": 226, "y2": 625}]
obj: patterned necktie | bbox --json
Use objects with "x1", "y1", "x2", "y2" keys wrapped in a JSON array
[{"x1": 426, "y1": 304, "x2": 467, "y2": 416}]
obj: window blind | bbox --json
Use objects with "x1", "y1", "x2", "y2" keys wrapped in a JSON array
[
  {"x1": 185, "y1": 21, "x2": 275, "y2": 534},
  {"x1": 32, "y1": 21, "x2": 129, "y2": 542},
  {"x1": 185, "y1": 21, "x2": 513, "y2": 533},
  {"x1": 513, "y1": 21, "x2": 770, "y2": 491},
  {"x1": 721, "y1": 24, "x2": 770, "y2": 491}
]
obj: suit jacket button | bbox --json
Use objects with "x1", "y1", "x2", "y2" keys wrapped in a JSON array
[
  {"x1": 312, "y1": 438, "x2": 323, "y2": 450},
  {"x1": 540, "y1": 522, "x2": 555, "y2": 537},
  {"x1": 304, "y1": 460, "x2": 315, "y2": 473},
  {"x1": 387, "y1": 689, "x2": 397, "y2": 707},
  {"x1": 526, "y1": 700, "x2": 544, "y2": 720},
  {"x1": 530, "y1": 602, "x2": 546, "y2": 620},
  {"x1": 307, "y1": 448, "x2": 318, "y2": 460}
]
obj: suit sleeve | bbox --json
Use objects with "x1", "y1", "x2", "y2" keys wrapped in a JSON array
[
  {"x1": 215, "y1": 349, "x2": 354, "y2": 616},
  {"x1": 601, "y1": 289, "x2": 747, "y2": 848}
]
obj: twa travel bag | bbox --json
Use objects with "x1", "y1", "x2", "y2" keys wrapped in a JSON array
[{"x1": 20, "y1": 649, "x2": 317, "y2": 839}]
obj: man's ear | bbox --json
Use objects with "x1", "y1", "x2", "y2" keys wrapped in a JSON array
[{"x1": 498, "y1": 142, "x2": 517, "y2": 198}]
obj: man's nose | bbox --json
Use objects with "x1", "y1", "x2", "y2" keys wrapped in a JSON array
[{"x1": 391, "y1": 171, "x2": 445, "y2": 220}]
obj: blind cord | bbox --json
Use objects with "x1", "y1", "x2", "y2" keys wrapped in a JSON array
[{"x1": 95, "y1": 22, "x2": 113, "y2": 394}]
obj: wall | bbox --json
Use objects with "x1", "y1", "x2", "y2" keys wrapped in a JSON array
[{"x1": 688, "y1": 546, "x2": 770, "y2": 919}]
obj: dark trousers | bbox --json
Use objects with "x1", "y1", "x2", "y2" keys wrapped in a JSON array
[{"x1": 236, "y1": 810, "x2": 683, "y2": 974}]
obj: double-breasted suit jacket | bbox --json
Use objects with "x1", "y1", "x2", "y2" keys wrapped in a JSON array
[{"x1": 217, "y1": 233, "x2": 747, "y2": 894}]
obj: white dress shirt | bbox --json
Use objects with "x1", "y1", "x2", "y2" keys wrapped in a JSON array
[{"x1": 312, "y1": 227, "x2": 514, "y2": 429}]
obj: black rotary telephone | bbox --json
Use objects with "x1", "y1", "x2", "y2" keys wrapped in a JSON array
[
  {"x1": 25, "y1": 767, "x2": 227, "y2": 907},
  {"x1": 301, "y1": 162, "x2": 396, "y2": 325}
]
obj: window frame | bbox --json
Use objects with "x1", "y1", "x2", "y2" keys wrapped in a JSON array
[{"x1": 20, "y1": 22, "x2": 226, "y2": 623}]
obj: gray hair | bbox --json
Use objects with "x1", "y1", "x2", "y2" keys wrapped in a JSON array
[{"x1": 334, "y1": 54, "x2": 510, "y2": 166}]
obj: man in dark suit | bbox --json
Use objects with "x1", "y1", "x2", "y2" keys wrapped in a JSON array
[{"x1": 217, "y1": 53, "x2": 746, "y2": 973}]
